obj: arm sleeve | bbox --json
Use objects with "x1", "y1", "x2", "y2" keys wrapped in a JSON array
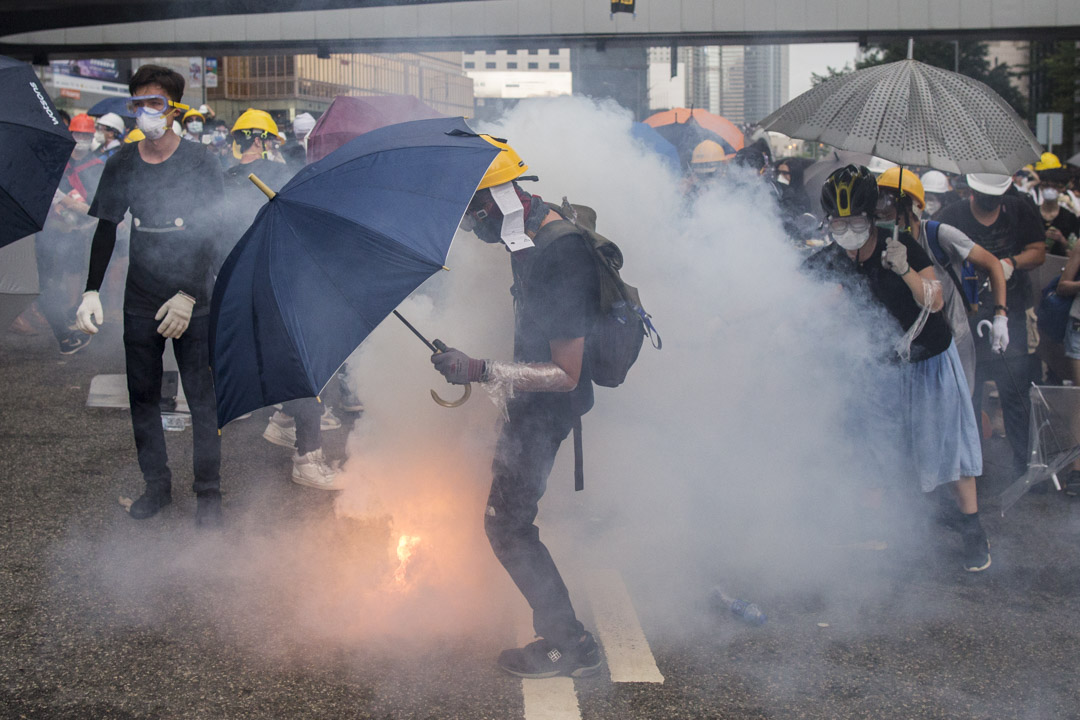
[
  {"x1": 901, "y1": 234, "x2": 933, "y2": 273},
  {"x1": 85, "y1": 219, "x2": 118, "y2": 292}
]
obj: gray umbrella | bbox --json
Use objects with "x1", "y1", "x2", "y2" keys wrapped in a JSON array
[{"x1": 760, "y1": 59, "x2": 1041, "y2": 175}]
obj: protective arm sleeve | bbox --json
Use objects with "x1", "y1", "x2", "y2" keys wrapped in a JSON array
[
  {"x1": 85, "y1": 219, "x2": 118, "y2": 292},
  {"x1": 484, "y1": 360, "x2": 578, "y2": 393}
]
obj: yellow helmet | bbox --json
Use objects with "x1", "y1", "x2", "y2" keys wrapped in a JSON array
[
  {"x1": 1035, "y1": 152, "x2": 1061, "y2": 171},
  {"x1": 231, "y1": 108, "x2": 280, "y2": 159},
  {"x1": 690, "y1": 140, "x2": 730, "y2": 175},
  {"x1": 124, "y1": 128, "x2": 145, "y2": 143},
  {"x1": 477, "y1": 135, "x2": 528, "y2": 189},
  {"x1": 877, "y1": 166, "x2": 925, "y2": 209},
  {"x1": 182, "y1": 108, "x2": 205, "y2": 123}
]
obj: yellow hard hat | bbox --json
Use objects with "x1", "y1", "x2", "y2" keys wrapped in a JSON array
[
  {"x1": 231, "y1": 109, "x2": 279, "y2": 159},
  {"x1": 124, "y1": 128, "x2": 145, "y2": 143},
  {"x1": 182, "y1": 108, "x2": 205, "y2": 123},
  {"x1": 691, "y1": 140, "x2": 728, "y2": 165},
  {"x1": 877, "y1": 166, "x2": 925, "y2": 209},
  {"x1": 1035, "y1": 152, "x2": 1061, "y2": 171},
  {"x1": 477, "y1": 135, "x2": 528, "y2": 189}
]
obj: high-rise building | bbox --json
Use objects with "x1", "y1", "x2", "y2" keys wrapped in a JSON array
[
  {"x1": 742, "y1": 45, "x2": 789, "y2": 124},
  {"x1": 462, "y1": 48, "x2": 572, "y2": 121}
]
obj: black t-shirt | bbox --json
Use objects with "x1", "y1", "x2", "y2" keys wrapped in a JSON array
[
  {"x1": 937, "y1": 195, "x2": 1044, "y2": 311},
  {"x1": 224, "y1": 158, "x2": 296, "y2": 242},
  {"x1": 803, "y1": 227, "x2": 953, "y2": 361},
  {"x1": 89, "y1": 141, "x2": 224, "y2": 318},
  {"x1": 509, "y1": 227, "x2": 600, "y2": 416}
]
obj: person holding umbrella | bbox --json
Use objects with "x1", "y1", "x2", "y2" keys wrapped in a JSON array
[
  {"x1": 74, "y1": 64, "x2": 226, "y2": 527},
  {"x1": 804, "y1": 165, "x2": 990, "y2": 572},
  {"x1": 937, "y1": 173, "x2": 1046, "y2": 480},
  {"x1": 429, "y1": 139, "x2": 604, "y2": 677}
]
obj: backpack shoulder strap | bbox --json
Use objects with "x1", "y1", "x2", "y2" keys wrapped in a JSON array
[{"x1": 925, "y1": 219, "x2": 969, "y2": 305}]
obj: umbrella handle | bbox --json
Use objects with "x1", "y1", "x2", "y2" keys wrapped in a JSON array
[{"x1": 431, "y1": 383, "x2": 471, "y2": 408}]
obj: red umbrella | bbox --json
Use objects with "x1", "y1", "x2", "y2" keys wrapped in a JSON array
[{"x1": 306, "y1": 94, "x2": 445, "y2": 163}]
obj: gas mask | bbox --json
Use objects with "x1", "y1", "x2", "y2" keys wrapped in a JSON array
[
  {"x1": 136, "y1": 108, "x2": 169, "y2": 141},
  {"x1": 91, "y1": 130, "x2": 105, "y2": 151},
  {"x1": 973, "y1": 192, "x2": 1002, "y2": 212},
  {"x1": 212, "y1": 130, "x2": 228, "y2": 147},
  {"x1": 461, "y1": 184, "x2": 533, "y2": 251},
  {"x1": 833, "y1": 227, "x2": 871, "y2": 251}
]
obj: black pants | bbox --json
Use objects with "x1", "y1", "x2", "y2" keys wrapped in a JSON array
[
  {"x1": 970, "y1": 311, "x2": 1034, "y2": 476},
  {"x1": 282, "y1": 398, "x2": 321, "y2": 455},
  {"x1": 485, "y1": 399, "x2": 584, "y2": 649},
  {"x1": 123, "y1": 313, "x2": 221, "y2": 495}
]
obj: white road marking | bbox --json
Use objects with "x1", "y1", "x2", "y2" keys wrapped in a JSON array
[
  {"x1": 521, "y1": 678, "x2": 582, "y2": 720},
  {"x1": 517, "y1": 624, "x2": 583, "y2": 720},
  {"x1": 584, "y1": 569, "x2": 665, "y2": 684}
]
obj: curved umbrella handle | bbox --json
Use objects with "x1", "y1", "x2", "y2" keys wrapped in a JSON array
[{"x1": 431, "y1": 383, "x2": 471, "y2": 408}]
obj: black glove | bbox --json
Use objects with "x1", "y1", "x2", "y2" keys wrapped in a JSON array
[{"x1": 431, "y1": 348, "x2": 486, "y2": 385}]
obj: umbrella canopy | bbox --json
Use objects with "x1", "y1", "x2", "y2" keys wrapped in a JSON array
[
  {"x1": 0, "y1": 55, "x2": 76, "y2": 249},
  {"x1": 630, "y1": 122, "x2": 680, "y2": 172},
  {"x1": 644, "y1": 108, "x2": 745, "y2": 168},
  {"x1": 88, "y1": 96, "x2": 134, "y2": 118},
  {"x1": 305, "y1": 94, "x2": 445, "y2": 164},
  {"x1": 210, "y1": 116, "x2": 501, "y2": 427},
  {"x1": 759, "y1": 59, "x2": 1041, "y2": 175}
]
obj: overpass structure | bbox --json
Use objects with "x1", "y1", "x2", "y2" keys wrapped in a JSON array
[{"x1": 3, "y1": 0, "x2": 1079, "y2": 59}]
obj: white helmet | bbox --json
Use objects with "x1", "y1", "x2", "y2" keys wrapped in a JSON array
[
  {"x1": 96, "y1": 112, "x2": 125, "y2": 134},
  {"x1": 966, "y1": 173, "x2": 1012, "y2": 196},
  {"x1": 920, "y1": 170, "x2": 950, "y2": 195},
  {"x1": 867, "y1": 156, "x2": 898, "y2": 175}
]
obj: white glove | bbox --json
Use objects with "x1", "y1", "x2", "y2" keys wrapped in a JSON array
[
  {"x1": 1000, "y1": 258, "x2": 1015, "y2": 281},
  {"x1": 75, "y1": 291, "x2": 103, "y2": 334},
  {"x1": 991, "y1": 314, "x2": 1010, "y2": 354},
  {"x1": 154, "y1": 292, "x2": 195, "y2": 339},
  {"x1": 882, "y1": 236, "x2": 910, "y2": 276}
]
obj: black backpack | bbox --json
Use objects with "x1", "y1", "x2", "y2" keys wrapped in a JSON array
[{"x1": 532, "y1": 198, "x2": 661, "y2": 387}]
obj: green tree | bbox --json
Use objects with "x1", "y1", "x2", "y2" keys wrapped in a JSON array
[{"x1": 1026, "y1": 41, "x2": 1079, "y2": 159}]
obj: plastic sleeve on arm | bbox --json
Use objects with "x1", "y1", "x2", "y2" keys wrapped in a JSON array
[
  {"x1": 85, "y1": 219, "x2": 118, "y2": 292},
  {"x1": 485, "y1": 360, "x2": 577, "y2": 393}
]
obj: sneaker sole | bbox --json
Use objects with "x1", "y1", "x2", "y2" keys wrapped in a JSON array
[
  {"x1": 59, "y1": 342, "x2": 91, "y2": 355},
  {"x1": 263, "y1": 427, "x2": 296, "y2": 448},
  {"x1": 291, "y1": 475, "x2": 344, "y2": 491},
  {"x1": 498, "y1": 660, "x2": 603, "y2": 680}
]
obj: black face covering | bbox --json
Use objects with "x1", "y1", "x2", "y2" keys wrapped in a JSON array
[{"x1": 974, "y1": 192, "x2": 1002, "y2": 212}]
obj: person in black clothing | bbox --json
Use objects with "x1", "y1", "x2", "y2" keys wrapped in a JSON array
[
  {"x1": 804, "y1": 165, "x2": 989, "y2": 572},
  {"x1": 74, "y1": 64, "x2": 226, "y2": 527},
  {"x1": 937, "y1": 173, "x2": 1047, "y2": 478},
  {"x1": 429, "y1": 138, "x2": 603, "y2": 677},
  {"x1": 1035, "y1": 168, "x2": 1079, "y2": 255}
]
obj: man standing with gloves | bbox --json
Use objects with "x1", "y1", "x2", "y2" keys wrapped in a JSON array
[
  {"x1": 938, "y1": 173, "x2": 1046, "y2": 479},
  {"x1": 430, "y1": 137, "x2": 603, "y2": 678},
  {"x1": 74, "y1": 64, "x2": 226, "y2": 527}
]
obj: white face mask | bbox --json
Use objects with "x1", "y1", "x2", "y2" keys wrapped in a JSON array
[
  {"x1": 136, "y1": 109, "x2": 169, "y2": 140},
  {"x1": 1043, "y1": 187, "x2": 1059, "y2": 203},
  {"x1": 187, "y1": 120, "x2": 203, "y2": 134},
  {"x1": 91, "y1": 130, "x2": 105, "y2": 150},
  {"x1": 776, "y1": 174, "x2": 790, "y2": 185},
  {"x1": 925, "y1": 197, "x2": 942, "y2": 216},
  {"x1": 74, "y1": 138, "x2": 93, "y2": 154},
  {"x1": 833, "y1": 227, "x2": 871, "y2": 251}
]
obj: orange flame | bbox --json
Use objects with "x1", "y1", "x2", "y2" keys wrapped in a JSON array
[{"x1": 393, "y1": 534, "x2": 422, "y2": 587}]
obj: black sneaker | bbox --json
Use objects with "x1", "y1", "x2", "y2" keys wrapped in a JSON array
[
  {"x1": 962, "y1": 531, "x2": 991, "y2": 572},
  {"x1": 195, "y1": 490, "x2": 223, "y2": 529},
  {"x1": 497, "y1": 632, "x2": 602, "y2": 679},
  {"x1": 59, "y1": 332, "x2": 92, "y2": 355},
  {"x1": 128, "y1": 489, "x2": 172, "y2": 519}
]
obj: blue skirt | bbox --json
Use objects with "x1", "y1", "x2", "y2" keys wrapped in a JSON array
[{"x1": 897, "y1": 341, "x2": 983, "y2": 491}]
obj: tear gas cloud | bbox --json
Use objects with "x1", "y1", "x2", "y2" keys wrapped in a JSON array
[{"x1": 64, "y1": 96, "x2": 922, "y2": 668}]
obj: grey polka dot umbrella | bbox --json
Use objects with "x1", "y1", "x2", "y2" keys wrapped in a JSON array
[{"x1": 759, "y1": 59, "x2": 1041, "y2": 175}]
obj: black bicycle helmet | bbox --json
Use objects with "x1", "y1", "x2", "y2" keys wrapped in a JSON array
[{"x1": 821, "y1": 164, "x2": 878, "y2": 218}]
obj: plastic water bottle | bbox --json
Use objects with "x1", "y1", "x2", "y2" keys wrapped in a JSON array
[{"x1": 711, "y1": 588, "x2": 767, "y2": 626}]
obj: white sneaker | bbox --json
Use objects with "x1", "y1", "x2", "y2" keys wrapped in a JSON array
[
  {"x1": 291, "y1": 448, "x2": 344, "y2": 490},
  {"x1": 320, "y1": 406, "x2": 341, "y2": 430},
  {"x1": 262, "y1": 411, "x2": 296, "y2": 448}
]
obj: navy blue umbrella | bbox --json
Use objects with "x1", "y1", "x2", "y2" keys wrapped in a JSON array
[
  {"x1": 209, "y1": 116, "x2": 501, "y2": 427},
  {"x1": 0, "y1": 55, "x2": 75, "y2": 249},
  {"x1": 630, "y1": 122, "x2": 680, "y2": 173},
  {"x1": 88, "y1": 96, "x2": 135, "y2": 118}
]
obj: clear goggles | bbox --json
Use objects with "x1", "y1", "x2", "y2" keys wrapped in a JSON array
[
  {"x1": 125, "y1": 95, "x2": 189, "y2": 116},
  {"x1": 827, "y1": 215, "x2": 872, "y2": 234}
]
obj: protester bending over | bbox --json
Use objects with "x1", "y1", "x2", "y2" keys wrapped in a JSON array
[
  {"x1": 430, "y1": 138, "x2": 604, "y2": 676},
  {"x1": 75, "y1": 64, "x2": 226, "y2": 527},
  {"x1": 804, "y1": 165, "x2": 990, "y2": 572}
]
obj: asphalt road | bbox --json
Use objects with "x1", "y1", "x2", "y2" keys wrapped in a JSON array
[{"x1": 2, "y1": 324, "x2": 1079, "y2": 720}]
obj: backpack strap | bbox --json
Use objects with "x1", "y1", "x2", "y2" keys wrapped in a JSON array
[
  {"x1": 573, "y1": 415, "x2": 584, "y2": 492},
  {"x1": 925, "y1": 220, "x2": 969, "y2": 308}
]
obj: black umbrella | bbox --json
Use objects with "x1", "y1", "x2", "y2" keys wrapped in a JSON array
[{"x1": 0, "y1": 55, "x2": 75, "y2": 249}]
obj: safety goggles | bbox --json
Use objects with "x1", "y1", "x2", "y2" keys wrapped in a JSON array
[
  {"x1": 875, "y1": 192, "x2": 898, "y2": 215},
  {"x1": 460, "y1": 194, "x2": 497, "y2": 231},
  {"x1": 125, "y1": 95, "x2": 189, "y2": 115},
  {"x1": 827, "y1": 215, "x2": 872, "y2": 234}
]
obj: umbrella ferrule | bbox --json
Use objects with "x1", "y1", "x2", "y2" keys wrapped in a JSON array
[{"x1": 248, "y1": 173, "x2": 277, "y2": 200}]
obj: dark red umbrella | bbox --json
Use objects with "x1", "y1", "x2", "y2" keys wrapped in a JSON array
[{"x1": 305, "y1": 94, "x2": 445, "y2": 164}]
